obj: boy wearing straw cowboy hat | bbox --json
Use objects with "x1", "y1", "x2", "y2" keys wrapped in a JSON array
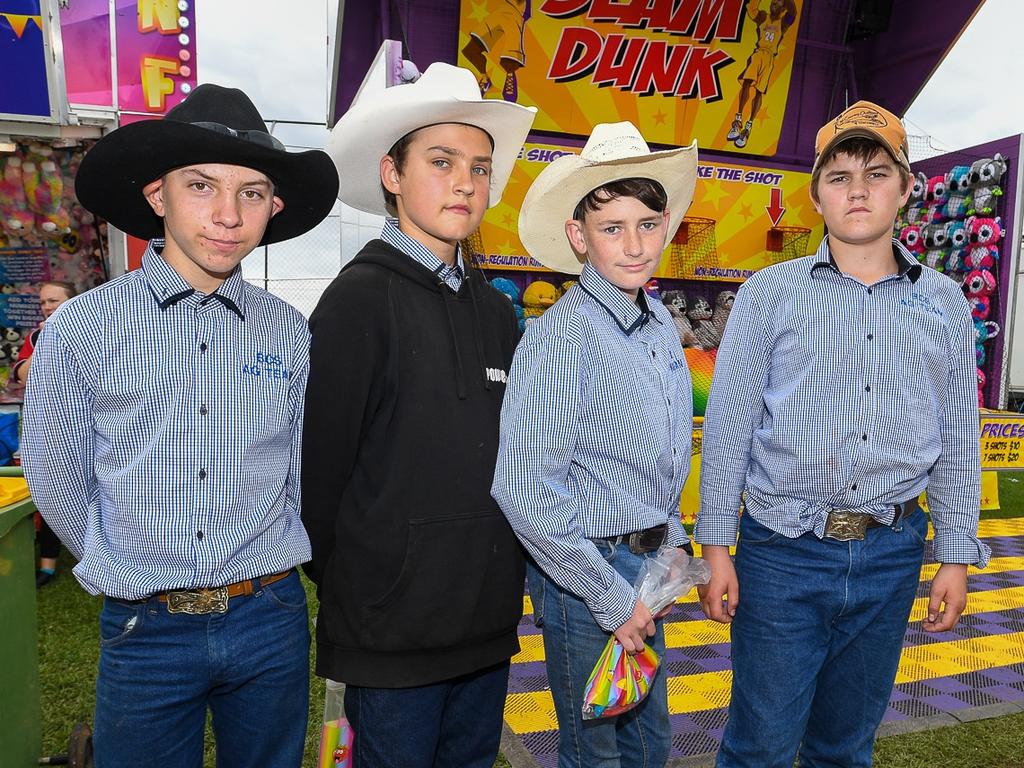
[
  {"x1": 304, "y1": 63, "x2": 535, "y2": 767},
  {"x1": 697, "y1": 101, "x2": 989, "y2": 766},
  {"x1": 21, "y1": 84, "x2": 339, "y2": 766},
  {"x1": 492, "y1": 121, "x2": 698, "y2": 768}
]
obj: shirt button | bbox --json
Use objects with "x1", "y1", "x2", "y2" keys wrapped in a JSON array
[
  {"x1": 200, "y1": 404, "x2": 208, "y2": 416},
  {"x1": 652, "y1": 350, "x2": 657, "y2": 358},
  {"x1": 199, "y1": 468, "x2": 207, "y2": 480},
  {"x1": 851, "y1": 484, "x2": 858, "y2": 491},
  {"x1": 867, "y1": 288, "x2": 873, "y2": 295},
  {"x1": 867, "y1": 334, "x2": 873, "y2": 340},
  {"x1": 200, "y1": 342, "x2": 208, "y2": 352},
  {"x1": 862, "y1": 434, "x2": 868, "y2": 440},
  {"x1": 196, "y1": 531, "x2": 204, "y2": 540},
  {"x1": 865, "y1": 385, "x2": 871, "y2": 392}
]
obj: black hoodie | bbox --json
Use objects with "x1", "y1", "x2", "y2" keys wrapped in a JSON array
[{"x1": 302, "y1": 239, "x2": 525, "y2": 687}]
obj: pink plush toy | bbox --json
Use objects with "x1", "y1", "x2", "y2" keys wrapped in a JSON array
[
  {"x1": 898, "y1": 223, "x2": 924, "y2": 256},
  {"x1": 964, "y1": 268, "x2": 997, "y2": 321},
  {"x1": 977, "y1": 368, "x2": 986, "y2": 408},
  {"x1": 0, "y1": 156, "x2": 35, "y2": 237},
  {"x1": 23, "y1": 146, "x2": 71, "y2": 236},
  {"x1": 922, "y1": 175, "x2": 949, "y2": 223}
]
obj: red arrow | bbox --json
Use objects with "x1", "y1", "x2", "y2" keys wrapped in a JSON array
[{"x1": 766, "y1": 187, "x2": 785, "y2": 227}]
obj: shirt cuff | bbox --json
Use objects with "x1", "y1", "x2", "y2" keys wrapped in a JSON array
[
  {"x1": 932, "y1": 530, "x2": 992, "y2": 569},
  {"x1": 694, "y1": 509, "x2": 740, "y2": 547},
  {"x1": 585, "y1": 572, "x2": 637, "y2": 633},
  {"x1": 665, "y1": 516, "x2": 689, "y2": 548}
]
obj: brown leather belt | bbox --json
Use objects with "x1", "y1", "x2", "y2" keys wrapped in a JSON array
[
  {"x1": 823, "y1": 498, "x2": 920, "y2": 542},
  {"x1": 154, "y1": 570, "x2": 292, "y2": 615}
]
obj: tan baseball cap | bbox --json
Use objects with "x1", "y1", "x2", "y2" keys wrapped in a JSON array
[{"x1": 812, "y1": 100, "x2": 911, "y2": 174}]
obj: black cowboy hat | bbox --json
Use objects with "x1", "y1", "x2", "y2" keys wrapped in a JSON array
[{"x1": 75, "y1": 84, "x2": 339, "y2": 245}]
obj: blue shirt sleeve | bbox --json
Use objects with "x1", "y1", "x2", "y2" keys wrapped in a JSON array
[
  {"x1": 928, "y1": 293, "x2": 990, "y2": 567},
  {"x1": 492, "y1": 330, "x2": 636, "y2": 632},
  {"x1": 696, "y1": 282, "x2": 771, "y2": 547},
  {"x1": 22, "y1": 318, "x2": 97, "y2": 560}
]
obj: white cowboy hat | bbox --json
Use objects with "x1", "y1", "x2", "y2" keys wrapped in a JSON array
[
  {"x1": 327, "y1": 62, "x2": 537, "y2": 215},
  {"x1": 518, "y1": 122, "x2": 697, "y2": 274}
]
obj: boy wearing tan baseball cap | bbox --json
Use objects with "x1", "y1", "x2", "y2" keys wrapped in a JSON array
[{"x1": 696, "y1": 100, "x2": 989, "y2": 766}]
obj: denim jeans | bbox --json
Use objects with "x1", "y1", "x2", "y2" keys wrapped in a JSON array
[
  {"x1": 93, "y1": 571, "x2": 310, "y2": 768},
  {"x1": 343, "y1": 661, "x2": 510, "y2": 768},
  {"x1": 528, "y1": 542, "x2": 670, "y2": 768},
  {"x1": 716, "y1": 510, "x2": 928, "y2": 768}
]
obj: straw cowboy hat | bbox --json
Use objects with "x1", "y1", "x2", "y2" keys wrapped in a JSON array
[
  {"x1": 75, "y1": 84, "x2": 339, "y2": 245},
  {"x1": 518, "y1": 121, "x2": 698, "y2": 274},
  {"x1": 326, "y1": 62, "x2": 536, "y2": 215}
]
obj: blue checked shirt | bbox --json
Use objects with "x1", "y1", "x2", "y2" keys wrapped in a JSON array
[
  {"x1": 21, "y1": 241, "x2": 312, "y2": 599},
  {"x1": 696, "y1": 237, "x2": 990, "y2": 567},
  {"x1": 493, "y1": 263, "x2": 693, "y2": 632},
  {"x1": 382, "y1": 218, "x2": 465, "y2": 291}
]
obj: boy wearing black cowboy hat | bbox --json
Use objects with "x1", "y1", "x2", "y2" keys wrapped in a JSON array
[
  {"x1": 303, "y1": 63, "x2": 535, "y2": 767},
  {"x1": 21, "y1": 84, "x2": 338, "y2": 767}
]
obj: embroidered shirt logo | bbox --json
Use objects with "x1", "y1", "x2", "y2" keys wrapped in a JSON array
[
  {"x1": 242, "y1": 352, "x2": 291, "y2": 380},
  {"x1": 900, "y1": 292, "x2": 945, "y2": 318},
  {"x1": 485, "y1": 367, "x2": 508, "y2": 384}
]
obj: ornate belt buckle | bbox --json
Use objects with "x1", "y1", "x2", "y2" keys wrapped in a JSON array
[
  {"x1": 824, "y1": 510, "x2": 868, "y2": 542},
  {"x1": 166, "y1": 586, "x2": 229, "y2": 614}
]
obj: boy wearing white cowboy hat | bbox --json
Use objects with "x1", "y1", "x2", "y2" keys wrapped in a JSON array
[
  {"x1": 21, "y1": 84, "x2": 338, "y2": 767},
  {"x1": 492, "y1": 121, "x2": 698, "y2": 768},
  {"x1": 303, "y1": 63, "x2": 535, "y2": 767}
]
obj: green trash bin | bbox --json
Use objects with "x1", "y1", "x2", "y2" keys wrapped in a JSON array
[{"x1": 0, "y1": 476, "x2": 40, "y2": 768}]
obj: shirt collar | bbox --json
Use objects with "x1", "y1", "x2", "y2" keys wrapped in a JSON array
[
  {"x1": 810, "y1": 235, "x2": 922, "y2": 284},
  {"x1": 142, "y1": 240, "x2": 246, "y2": 319},
  {"x1": 381, "y1": 218, "x2": 465, "y2": 279},
  {"x1": 578, "y1": 262, "x2": 660, "y2": 336}
]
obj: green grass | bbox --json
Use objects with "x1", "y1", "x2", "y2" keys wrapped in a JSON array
[{"x1": 34, "y1": 473, "x2": 1024, "y2": 766}]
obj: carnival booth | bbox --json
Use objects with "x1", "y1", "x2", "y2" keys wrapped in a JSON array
[
  {"x1": 332, "y1": 0, "x2": 1021, "y2": 521},
  {"x1": 0, "y1": 0, "x2": 197, "y2": 396}
]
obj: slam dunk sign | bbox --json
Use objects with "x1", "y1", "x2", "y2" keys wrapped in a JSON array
[{"x1": 458, "y1": 0, "x2": 803, "y2": 156}]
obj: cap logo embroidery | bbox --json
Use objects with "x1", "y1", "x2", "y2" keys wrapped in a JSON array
[{"x1": 835, "y1": 107, "x2": 888, "y2": 131}]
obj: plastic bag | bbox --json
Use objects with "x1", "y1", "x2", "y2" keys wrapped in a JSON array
[
  {"x1": 318, "y1": 679, "x2": 354, "y2": 768},
  {"x1": 635, "y1": 545, "x2": 711, "y2": 616},
  {"x1": 581, "y1": 635, "x2": 660, "y2": 720},
  {"x1": 581, "y1": 545, "x2": 711, "y2": 720}
]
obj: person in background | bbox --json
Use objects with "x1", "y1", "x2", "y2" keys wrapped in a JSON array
[{"x1": 13, "y1": 280, "x2": 78, "y2": 587}]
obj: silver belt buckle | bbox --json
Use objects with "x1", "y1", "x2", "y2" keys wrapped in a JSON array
[
  {"x1": 166, "y1": 586, "x2": 229, "y2": 614},
  {"x1": 823, "y1": 510, "x2": 869, "y2": 542}
]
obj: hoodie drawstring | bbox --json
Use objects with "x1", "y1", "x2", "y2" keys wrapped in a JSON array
[
  {"x1": 440, "y1": 283, "x2": 469, "y2": 400},
  {"x1": 466, "y1": 274, "x2": 492, "y2": 392}
]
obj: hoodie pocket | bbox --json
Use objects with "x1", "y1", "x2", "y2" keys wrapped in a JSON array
[{"x1": 360, "y1": 510, "x2": 524, "y2": 650}]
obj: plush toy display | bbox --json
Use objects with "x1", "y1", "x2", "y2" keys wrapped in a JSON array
[
  {"x1": 967, "y1": 154, "x2": 1008, "y2": 216},
  {"x1": 490, "y1": 277, "x2": 526, "y2": 332},
  {"x1": 898, "y1": 223, "x2": 924, "y2": 256},
  {"x1": 964, "y1": 266, "x2": 996, "y2": 321},
  {"x1": 977, "y1": 367, "x2": 986, "y2": 408},
  {"x1": 661, "y1": 290, "x2": 699, "y2": 348},
  {"x1": 943, "y1": 165, "x2": 972, "y2": 220},
  {"x1": 921, "y1": 221, "x2": 950, "y2": 271},
  {"x1": 943, "y1": 219, "x2": 969, "y2": 273},
  {"x1": 921, "y1": 174, "x2": 949, "y2": 223},
  {"x1": 0, "y1": 156, "x2": 35, "y2": 238},
  {"x1": 522, "y1": 280, "x2": 560, "y2": 326}
]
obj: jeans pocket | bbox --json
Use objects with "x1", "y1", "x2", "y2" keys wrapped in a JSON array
[
  {"x1": 738, "y1": 513, "x2": 781, "y2": 545},
  {"x1": 902, "y1": 510, "x2": 930, "y2": 545},
  {"x1": 99, "y1": 599, "x2": 145, "y2": 648},
  {"x1": 526, "y1": 563, "x2": 546, "y2": 628},
  {"x1": 260, "y1": 573, "x2": 307, "y2": 612}
]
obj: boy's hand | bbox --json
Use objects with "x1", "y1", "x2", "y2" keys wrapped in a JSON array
[
  {"x1": 697, "y1": 545, "x2": 739, "y2": 624},
  {"x1": 613, "y1": 600, "x2": 656, "y2": 654},
  {"x1": 923, "y1": 563, "x2": 968, "y2": 632}
]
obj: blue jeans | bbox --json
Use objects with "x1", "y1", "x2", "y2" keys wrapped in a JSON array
[
  {"x1": 528, "y1": 542, "x2": 670, "y2": 768},
  {"x1": 343, "y1": 661, "x2": 510, "y2": 768},
  {"x1": 716, "y1": 510, "x2": 928, "y2": 768},
  {"x1": 93, "y1": 571, "x2": 310, "y2": 768}
]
